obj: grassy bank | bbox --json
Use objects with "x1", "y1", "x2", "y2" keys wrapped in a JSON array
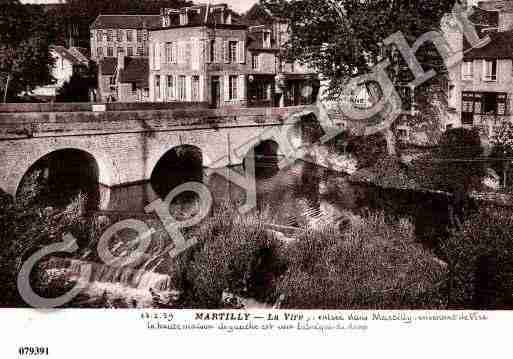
[{"x1": 173, "y1": 204, "x2": 448, "y2": 309}]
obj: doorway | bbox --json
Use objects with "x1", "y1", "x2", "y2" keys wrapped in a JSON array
[{"x1": 211, "y1": 76, "x2": 221, "y2": 108}]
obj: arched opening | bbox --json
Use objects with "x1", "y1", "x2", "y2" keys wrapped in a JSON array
[
  {"x1": 17, "y1": 149, "x2": 100, "y2": 210},
  {"x1": 150, "y1": 145, "x2": 203, "y2": 206},
  {"x1": 244, "y1": 139, "x2": 280, "y2": 179}
]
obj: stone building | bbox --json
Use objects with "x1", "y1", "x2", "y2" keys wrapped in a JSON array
[
  {"x1": 147, "y1": 3, "x2": 319, "y2": 107},
  {"x1": 97, "y1": 52, "x2": 150, "y2": 102},
  {"x1": 90, "y1": 14, "x2": 160, "y2": 62},
  {"x1": 445, "y1": 1, "x2": 513, "y2": 136}
]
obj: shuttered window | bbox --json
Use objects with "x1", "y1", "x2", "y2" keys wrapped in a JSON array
[
  {"x1": 229, "y1": 75, "x2": 238, "y2": 100},
  {"x1": 178, "y1": 75, "x2": 186, "y2": 101},
  {"x1": 192, "y1": 76, "x2": 200, "y2": 101},
  {"x1": 228, "y1": 41, "x2": 237, "y2": 63},
  {"x1": 167, "y1": 75, "x2": 174, "y2": 100},
  {"x1": 155, "y1": 75, "x2": 161, "y2": 100}
]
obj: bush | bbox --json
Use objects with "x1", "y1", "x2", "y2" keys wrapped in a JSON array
[
  {"x1": 275, "y1": 212, "x2": 447, "y2": 309},
  {"x1": 440, "y1": 206, "x2": 513, "y2": 309},
  {"x1": 432, "y1": 127, "x2": 485, "y2": 193},
  {"x1": 346, "y1": 132, "x2": 388, "y2": 169},
  {"x1": 175, "y1": 204, "x2": 287, "y2": 308},
  {"x1": 0, "y1": 187, "x2": 86, "y2": 307}
]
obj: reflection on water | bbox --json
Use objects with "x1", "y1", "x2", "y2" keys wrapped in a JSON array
[{"x1": 99, "y1": 159, "x2": 451, "y2": 244}]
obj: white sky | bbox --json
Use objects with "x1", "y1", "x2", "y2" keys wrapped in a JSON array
[{"x1": 218, "y1": 0, "x2": 259, "y2": 14}]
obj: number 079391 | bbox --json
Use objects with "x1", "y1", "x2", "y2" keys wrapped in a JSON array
[{"x1": 18, "y1": 347, "x2": 49, "y2": 356}]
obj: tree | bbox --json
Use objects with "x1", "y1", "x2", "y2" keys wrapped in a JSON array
[
  {"x1": 0, "y1": 1, "x2": 56, "y2": 101},
  {"x1": 56, "y1": 62, "x2": 98, "y2": 102},
  {"x1": 261, "y1": 0, "x2": 456, "y2": 154}
]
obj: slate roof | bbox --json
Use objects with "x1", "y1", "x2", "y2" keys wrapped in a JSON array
[
  {"x1": 464, "y1": 30, "x2": 513, "y2": 60},
  {"x1": 51, "y1": 46, "x2": 88, "y2": 66},
  {"x1": 119, "y1": 57, "x2": 149, "y2": 87},
  {"x1": 91, "y1": 15, "x2": 161, "y2": 29}
]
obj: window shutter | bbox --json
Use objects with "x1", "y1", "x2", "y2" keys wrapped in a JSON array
[
  {"x1": 155, "y1": 41, "x2": 161, "y2": 70},
  {"x1": 160, "y1": 42, "x2": 165, "y2": 67},
  {"x1": 199, "y1": 75, "x2": 204, "y2": 102},
  {"x1": 204, "y1": 40, "x2": 210, "y2": 63},
  {"x1": 224, "y1": 41, "x2": 230, "y2": 63},
  {"x1": 186, "y1": 76, "x2": 192, "y2": 101},
  {"x1": 224, "y1": 75, "x2": 229, "y2": 101},
  {"x1": 191, "y1": 39, "x2": 199, "y2": 70},
  {"x1": 238, "y1": 40, "x2": 245, "y2": 64},
  {"x1": 215, "y1": 39, "x2": 222, "y2": 63},
  {"x1": 171, "y1": 75, "x2": 176, "y2": 100},
  {"x1": 149, "y1": 43, "x2": 154, "y2": 70},
  {"x1": 238, "y1": 75, "x2": 245, "y2": 100},
  {"x1": 172, "y1": 42, "x2": 177, "y2": 63}
]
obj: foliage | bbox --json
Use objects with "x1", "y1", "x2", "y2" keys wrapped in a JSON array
[
  {"x1": 0, "y1": 183, "x2": 86, "y2": 307},
  {"x1": 262, "y1": 0, "x2": 453, "y2": 96},
  {"x1": 0, "y1": 1, "x2": 56, "y2": 101},
  {"x1": 175, "y1": 203, "x2": 287, "y2": 308},
  {"x1": 346, "y1": 131, "x2": 388, "y2": 168},
  {"x1": 56, "y1": 65, "x2": 97, "y2": 102},
  {"x1": 489, "y1": 121, "x2": 513, "y2": 189},
  {"x1": 431, "y1": 127, "x2": 485, "y2": 193},
  {"x1": 440, "y1": 206, "x2": 513, "y2": 309},
  {"x1": 275, "y1": 212, "x2": 447, "y2": 309}
]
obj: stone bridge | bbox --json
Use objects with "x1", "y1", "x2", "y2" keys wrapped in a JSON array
[{"x1": 0, "y1": 105, "x2": 328, "y2": 199}]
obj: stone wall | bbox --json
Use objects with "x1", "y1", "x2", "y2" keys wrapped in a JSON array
[{"x1": 0, "y1": 105, "x2": 317, "y2": 199}]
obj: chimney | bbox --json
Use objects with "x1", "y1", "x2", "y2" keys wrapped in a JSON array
[{"x1": 117, "y1": 49, "x2": 125, "y2": 71}]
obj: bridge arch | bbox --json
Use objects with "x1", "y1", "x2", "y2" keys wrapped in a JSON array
[
  {"x1": 149, "y1": 144, "x2": 204, "y2": 198},
  {"x1": 15, "y1": 148, "x2": 102, "y2": 209}
]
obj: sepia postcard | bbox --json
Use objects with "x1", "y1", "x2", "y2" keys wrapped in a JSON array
[{"x1": 0, "y1": 0, "x2": 511, "y2": 357}]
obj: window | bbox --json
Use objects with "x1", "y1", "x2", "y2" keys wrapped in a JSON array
[
  {"x1": 191, "y1": 76, "x2": 200, "y2": 101},
  {"x1": 166, "y1": 75, "x2": 174, "y2": 99},
  {"x1": 127, "y1": 47, "x2": 133, "y2": 57},
  {"x1": 137, "y1": 30, "x2": 143, "y2": 42},
  {"x1": 165, "y1": 42, "x2": 175, "y2": 63},
  {"x1": 155, "y1": 75, "x2": 161, "y2": 99},
  {"x1": 483, "y1": 60, "x2": 497, "y2": 81},
  {"x1": 228, "y1": 41, "x2": 237, "y2": 63},
  {"x1": 462, "y1": 61, "x2": 472, "y2": 80},
  {"x1": 97, "y1": 47, "x2": 103, "y2": 57},
  {"x1": 209, "y1": 40, "x2": 215, "y2": 63},
  {"x1": 126, "y1": 30, "x2": 133, "y2": 42},
  {"x1": 178, "y1": 75, "x2": 186, "y2": 101},
  {"x1": 229, "y1": 75, "x2": 237, "y2": 100},
  {"x1": 107, "y1": 47, "x2": 113, "y2": 57},
  {"x1": 142, "y1": 30, "x2": 148, "y2": 41},
  {"x1": 252, "y1": 53, "x2": 259, "y2": 69},
  {"x1": 116, "y1": 30, "x2": 123, "y2": 42},
  {"x1": 117, "y1": 47, "x2": 123, "y2": 55},
  {"x1": 107, "y1": 29, "x2": 113, "y2": 42},
  {"x1": 96, "y1": 30, "x2": 102, "y2": 42},
  {"x1": 144, "y1": 46, "x2": 149, "y2": 56},
  {"x1": 137, "y1": 46, "x2": 144, "y2": 56},
  {"x1": 131, "y1": 82, "x2": 137, "y2": 93},
  {"x1": 263, "y1": 31, "x2": 271, "y2": 48}
]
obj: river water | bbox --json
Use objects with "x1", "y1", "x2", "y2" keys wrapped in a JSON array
[
  {"x1": 38, "y1": 158, "x2": 453, "y2": 308},
  {"x1": 100, "y1": 159, "x2": 452, "y2": 239}
]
